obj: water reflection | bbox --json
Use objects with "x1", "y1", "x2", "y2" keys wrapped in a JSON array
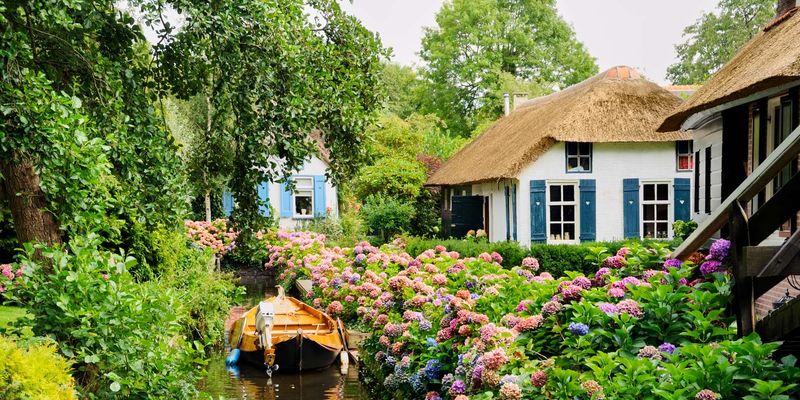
[{"x1": 204, "y1": 357, "x2": 366, "y2": 400}]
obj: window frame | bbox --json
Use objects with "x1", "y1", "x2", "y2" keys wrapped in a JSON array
[
  {"x1": 292, "y1": 176, "x2": 315, "y2": 219},
  {"x1": 565, "y1": 142, "x2": 593, "y2": 173},
  {"x1": 675, "y1": 140, "x2": 694, "y2": 172},
  {"x1": 641, "y1": 181, "x2": 671, "y2": 239},
  {"x1": 546, "y1": 181, "x2": 579, "y2": 244}
]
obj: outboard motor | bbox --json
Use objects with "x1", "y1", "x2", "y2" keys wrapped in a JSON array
[{"x1": 255, "y1": 300, "x2": 278, "y2": 376}]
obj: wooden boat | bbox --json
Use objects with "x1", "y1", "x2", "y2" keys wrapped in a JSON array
[{"x1": 227, "y1": 287, "x2": 347, "y2": 375}]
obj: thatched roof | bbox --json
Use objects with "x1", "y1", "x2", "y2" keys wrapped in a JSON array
[
  {"x1": 659, "y1": 9, "x2": 800, "y2": 131},
  {"x1": 426, "y1": 66, "x2": 689, "y2": 186}
]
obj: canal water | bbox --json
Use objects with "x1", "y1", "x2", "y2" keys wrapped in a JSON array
[{"x1": 201, "y1": 278, "x2": 369, "y2": 399}]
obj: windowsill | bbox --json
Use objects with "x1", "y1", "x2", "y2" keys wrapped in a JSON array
[
  {"x1": 547, "y1": 240, "x2": 580, "y2": 245},
  {"x1": 292, "y1": 215, "x2": 314, "y2": 220},
  {"x1": 565, "y1": 170, "x2": 592, "y2": 174}
]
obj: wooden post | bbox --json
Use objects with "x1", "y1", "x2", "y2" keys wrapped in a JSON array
[{"x1": 730, "y1": 201, "x2": 755, "y2": 336}]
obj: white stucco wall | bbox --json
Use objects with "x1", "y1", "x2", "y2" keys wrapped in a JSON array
[
  {"x1": 691, "y1": 116, "x2": 723, "y2": 225},
  {"x1": 267, "y1": 155, "x2": 339, "y2": 230},
  {"x1": 470, "y1": 141, "x2": 692, "y2": 246}
]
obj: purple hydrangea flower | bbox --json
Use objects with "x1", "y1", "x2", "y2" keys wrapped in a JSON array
[
  {"x1": 569, "y1": 322, "x2": 589, "y2": 336},
  {"x1": 699, "y1": 260, "x2": 722, "y2": 275},
  {"x1": 658, "y1": 342, "x2": 676, "y2": 355},
  {"x1": 448, "y1": 379, "x2": 466, "y2": 395},
  {"x1": 663, "y1": 258, "x2": 682, "y2": 269},
  {"x1": 707, "y1": 239, "x2": 730, "y2": 261}
]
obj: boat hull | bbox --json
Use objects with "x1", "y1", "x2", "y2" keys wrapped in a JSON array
[
  {"x1": 227, "y1": 294, "x2": 345, "y2": 374},
  {"x1": 238, "y1": 335, "x2": 341, "y2": 372}
]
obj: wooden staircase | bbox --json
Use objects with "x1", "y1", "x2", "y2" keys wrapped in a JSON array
[{"x1": 673, "y1": 124, "x2": 800, "y2": 353}]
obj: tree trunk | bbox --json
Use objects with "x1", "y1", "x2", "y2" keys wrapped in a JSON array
[
  {"x1": 204, "y1": 190, "x2": 212, "y2": 222},
  {"x1": 1, "y1": 152, "x2": 62, "y2": 249}
]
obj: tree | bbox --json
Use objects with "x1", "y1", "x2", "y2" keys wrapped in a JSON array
[
  {"x1": 1, "y1": 0, "x2": 189, "y2": 258},
  {"x1": 380, "y1": 63, "x2": 424, "y2": 118},
  {"x1": 419, "y1": 0, "x2": 597, "y2": 136},
  {"x1": 667, "y1": 0, "x2": 775, "y2": 84},
  {"x1": 155, "y1": 0, "x2": 386, "y2": 256}
]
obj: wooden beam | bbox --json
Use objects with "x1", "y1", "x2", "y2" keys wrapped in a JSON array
[
  {"x1": 673, "y1": 124, "x2": 800, "y2": 259},
  {"x1": 748, "y1": 171, "x2": 800, "y2": 245},
  {"x1": 756, "y1": 296, "x2": 800, "y2": 342},
  {"x1": 743, "y1": 246, "x2": 781, "y2": 276},
  {"x1": 730, "y1": 202, "x2": 755, "y2": 337},
  {"x1": 759, "y1": 228, "x2": 800, "y2": 278}
]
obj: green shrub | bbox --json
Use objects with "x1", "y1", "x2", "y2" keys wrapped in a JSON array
[
  {"x1": 151, "y1": 229, "x2": 242, "y2": 348},
  {"x1": 8, "y1": 235, "x2": 205, "y2": 399},
  {"x1": 404, "y1": 237, "x2": 678, "y2": 273},
  {"x1": 361, "y1": 195, "x2": 416, "y2": 242},
  {"x1": 673, "y1": 219, "x2": 698, "y2": 240},
  {"x1": 0, "y1": 335, "x2": 76, "y2": 400}
]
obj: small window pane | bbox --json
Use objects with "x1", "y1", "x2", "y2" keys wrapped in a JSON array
[
  {"x1": 579, "y1": 143, "x2": 592, "y2": 155},
  {"x1": 657, "y1": 184, "x2": 668, "y2": 200},
  {"x1": 564, "y1": 224, "x2": 575, "y2": 240},
  {"x1": 550, "y1": 186, "x2": 561, "y2": 201},
  {"x1": 678, "y1": 155, "x2": 692, "y2": 170},
  {"x1": 550, "y1": 205, "x2": 561, "y2": 221},
  {"x1": 563, "y1": 205, "x2": 575, "y2": 222},
  {"x1": 563, "y1": 185, "x2": 575, "y2": 202},
  {"x1": 550, "y1": 224, "x2": 562, "y2": 235},
  {"x1": 566, "y1": 142, "x2": 578, "y2": 156},
  {"x1": 567, "y1": 157, "x2": 580, "y2": 171},
  {"x1": 295, "y1": 177, "x2": 313, "y2": 189},
  {"x1": 656, "y1": 223, "x2": 669, "y2": 238},
  {"x1": 656, "y1": 204, "x2": 668, "y2": 220},
  {"x1": 643, "y1": 223, "x2": 655, "y2": 238},
  {"x1": 579, "y1": 157, "x2": 590, "y2": 171},
  {"x1": 643, "y1": 184, "x2": 655, "y2": 201},
  {"x1": 643, "y1": 204, "x2": 654, "y2": 221},
  {"x1": 295, "y1": 193, "x2": 312, "y2": 216}
]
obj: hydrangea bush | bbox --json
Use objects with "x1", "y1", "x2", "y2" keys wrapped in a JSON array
[
  {"x1": 263, "y1": 235, "x2": 799, "y2": 399},
  {"x1": 184, "y1": 219, "x2": 238, "y2": 256}
]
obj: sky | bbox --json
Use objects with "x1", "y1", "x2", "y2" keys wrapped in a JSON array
[{"x1": 338, "y1": 0, "x2": 721, "y2": 84}]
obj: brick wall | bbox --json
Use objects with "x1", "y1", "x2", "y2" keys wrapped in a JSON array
[{"x1": 755, "y1": 278, "x2": 800, "y2": 319}]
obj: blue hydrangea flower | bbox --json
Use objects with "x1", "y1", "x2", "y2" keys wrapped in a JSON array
[
  {"x1": 658, "y1": 342, "x2": 676, "y2": 355},
  {"x1": 569, "y1": 322, "x2": 589, "y2": 336},
  {"x1": 349, "y1": 273, "x2": 361, "y2": 283},
  {"x1": 426, "y1": 337, "x2": 438, "y2": 348},
  {"x1": 501, "y1": 374, "x2": 518, "y2": 385},
  {"x1": 385, "y1": 355, "x2": 396, "y2": 368},
  {"x1": 424, "y1": 359, "x2": 441, "y2": 380},
  {"x1": 409, "y1": 373, "x2": 425, "y2": 393}
]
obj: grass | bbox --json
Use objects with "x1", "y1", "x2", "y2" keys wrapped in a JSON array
[{"x1": 0, "y1": 305, "x2": 27, "y2": 329}]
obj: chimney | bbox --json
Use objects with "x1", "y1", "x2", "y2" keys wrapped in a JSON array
[
  {"x1": 512, "y1": 93, "x2": 529, "y2": 112},
  {"x1": 503, "y1": 93, "x2": 510, "y2": 116},
  {"x1": 776, "y1": 0, "x2": 799, "y2": 18}
]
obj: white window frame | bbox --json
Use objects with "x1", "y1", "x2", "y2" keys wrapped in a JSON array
[
  {"x1": 641, "y1": 181, "x2": 671, "y2": 239},
  {"x1": 676, "y1": 140, "x2": 693, "y2": 172},
  {"x1": 565, "y1": 142, "x2": 592, "y2": 173},
  {"x1": 292, "y1": 177, "x2": 314, "y2": 219},
  {"x1": 546, "y1": 181, "x2": 579, "y2": 244}
]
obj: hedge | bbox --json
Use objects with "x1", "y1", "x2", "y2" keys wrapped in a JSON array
[{"x1": 403, "y1": 236, "x2": 680, "y2": 276}]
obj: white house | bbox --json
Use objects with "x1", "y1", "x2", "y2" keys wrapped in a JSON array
[
  {"x1": 223, "y1": 152, "x2": 339, "y2": 230},
  {"x1": 427, "y1": 66, "x2": 693, "y2": 246}
]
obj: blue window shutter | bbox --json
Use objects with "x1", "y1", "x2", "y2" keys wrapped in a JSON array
[
  {"x1": 530, "y1": 180, "x2": 546, "y2": 243},
  {"x1": 579, "y1": 179, "x2": 596, "y2": 242},
  {"x1": 512, "y1": 184, "x2": 517, "y2": 241},
  {"x1": 623, "y1": 178, "x2": 640, "y2": 238},
  {"x1": 257, "y1": 181, "x2": 270, "y2": 217},
  {"x1": 673, "y1": 178, "x2": 691, "y2": 222},
  {"x1": 505, "y1": 186, "x2": 511, "y2": 241},
  {"x1": 280, "y1": 181, "x2": 293, "y2": 218},
  {"x1": 313, "y1": 175, "x2": 327, "y2": 218},
  {"x1": 222, "y1": 190, "x2": 234, "y2": 217}
]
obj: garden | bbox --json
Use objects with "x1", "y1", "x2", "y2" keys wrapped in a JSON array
[{"x1": 246, "y1": 229, "x2": 800, "y2": 400}]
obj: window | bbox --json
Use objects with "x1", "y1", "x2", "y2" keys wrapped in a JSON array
[
  {"x1": 676, "y1": 140, "x2": 693, "y2": 171},
  {"x1": 642, "y1": 183, "x2": 670, "y2": 239},
  {"x1": 566, "y1": 142, "x2": 592, "y2": 172},
  {"x1": 293, "y1": 177, "x2": 314, "y2": 218},
  {"x1": 548, "y1": 184, "x2": 577, "y2": 241},
  {"x1": 704, "y1": 147, "x2": 711, "y2": 213},
  {"x1": 694, "y1": 150, "x2": 700, "y2": 213}
]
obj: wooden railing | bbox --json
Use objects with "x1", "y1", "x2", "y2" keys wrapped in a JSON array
[{"x1": 672, "y1": 124, "x2": 800, "y2": 259}]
